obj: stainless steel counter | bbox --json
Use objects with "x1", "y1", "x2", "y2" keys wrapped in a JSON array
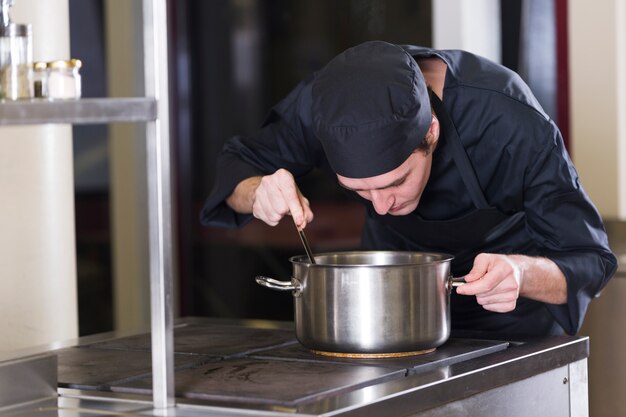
[{"x1": 0, "y1": 317, "x2": 589, "y2": 417}]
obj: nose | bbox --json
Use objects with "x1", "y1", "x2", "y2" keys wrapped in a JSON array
[{"x1": 370, "y1": 190, "x2": 394, "y2": 215}]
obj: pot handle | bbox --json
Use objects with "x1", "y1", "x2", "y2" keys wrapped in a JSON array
[
  {"x1": 447, "y1": 275, "x2": 466, "y2": 292},
  {"x1": 255, "y1": 276, "x2": 303, "y2": 296}
]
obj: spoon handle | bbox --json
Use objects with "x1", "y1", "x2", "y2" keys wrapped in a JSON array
[
  {"x1": 292, "y1": 215, "x2": 316, "y2": 264},
  {"x1": 297, "y1": 228, "x2": 316, "y2": 264}
]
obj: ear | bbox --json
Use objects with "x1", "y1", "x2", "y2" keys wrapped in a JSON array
[{"x1": 427, "y1": 113, "x2": 441, "y2": 148}]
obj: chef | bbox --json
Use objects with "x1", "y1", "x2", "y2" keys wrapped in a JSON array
[{"x1": 200, "y1": 40, "x2": 617, "y2": 337}]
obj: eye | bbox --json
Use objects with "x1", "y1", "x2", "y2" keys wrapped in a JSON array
[{"x1": 386, "y1": 179, "x2": 405, "y2": 189}]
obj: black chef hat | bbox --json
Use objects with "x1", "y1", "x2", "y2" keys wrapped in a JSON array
[{"x1": 312, "y1": 41, "x2": 432, "y2": 178}]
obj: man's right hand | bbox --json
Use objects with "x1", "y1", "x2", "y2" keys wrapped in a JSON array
[{"x1": 226, "y1": 169, "x2": 314, "y2": 229}]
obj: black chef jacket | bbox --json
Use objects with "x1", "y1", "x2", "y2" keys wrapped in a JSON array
[{"x1": 200, "y1": 45, "x2": 617, "y2": 338}]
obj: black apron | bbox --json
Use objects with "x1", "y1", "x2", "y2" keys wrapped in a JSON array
[{"x1": 361, "y1": 94, "x2": 564, "y2": 338}]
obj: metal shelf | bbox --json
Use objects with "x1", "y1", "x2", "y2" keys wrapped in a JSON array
[
  {"x1": 0, "y1": 0, "x2": 174, "y2": 410},
  {"x1": 0, "y1": 97, "x2": 157, "y2": 125}
]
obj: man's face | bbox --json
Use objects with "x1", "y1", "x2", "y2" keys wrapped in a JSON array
[{"x1": 336, "y1": 149, "x2": 434, "y2": 216}]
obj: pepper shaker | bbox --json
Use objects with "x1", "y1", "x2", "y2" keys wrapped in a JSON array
[{"x1": 0, "y1": 0, "x2": 33, "y2": 100}]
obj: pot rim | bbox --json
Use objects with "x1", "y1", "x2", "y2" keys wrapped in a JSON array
[{"x1": 289, "y1": 250, "x2": 454, "y2": 267}]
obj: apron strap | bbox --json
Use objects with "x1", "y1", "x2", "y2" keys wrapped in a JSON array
[{"x1": 430, "y1": 93, "x2": 490, "y2": 209}]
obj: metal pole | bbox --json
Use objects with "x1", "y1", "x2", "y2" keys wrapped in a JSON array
[{"x1": 143, "y1": 0, "x2": 175, "y2": 409}]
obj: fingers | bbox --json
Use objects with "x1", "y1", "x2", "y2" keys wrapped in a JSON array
[
  {"x1": 462, "y1": 253, "x2": 490, "y2": 284},
  {"x1": 252, "y1": 169, "x2": 313, "y2": 228},
  {"x1": 456, "y1": 254, "x2": 497, "y2": 295},
  {"x1": 284, "y1": 189, "x2": 310, "y2": 230},
  {"x1": 456, "y1": 253, "x2": 522, "y2": 314},
  {"x1": 476, "y1": 293, "x2": 509, "y2": 305},
  {"x1": 295, "y1": 195, "x2": 314, "y2": 229},
  {"x1": 477, "y1": 301, "x2": 518, "y2": 313}
]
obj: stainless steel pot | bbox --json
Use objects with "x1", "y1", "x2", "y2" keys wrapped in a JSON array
[{"x1": 256, "y1": 251, "x2": 462, "y2": 355}]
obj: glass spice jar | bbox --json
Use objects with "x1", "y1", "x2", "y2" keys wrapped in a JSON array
[
  {"x1": 47, "y1": 58, "x2": 82, "y2": 99},
  {"x1": 0, "y1": 23, "x2": 33, "y2": 100}
]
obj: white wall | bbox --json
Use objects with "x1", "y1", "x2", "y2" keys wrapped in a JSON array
[
  {"x1": 569, "y1": 0, "x2": 626, "y2": 219},
  {"x1": 432, "y1": 0, "x2": 501, "y2": 63},
  {"x1": 0, "y1": 0, "x2": 78, "y2": 352}
]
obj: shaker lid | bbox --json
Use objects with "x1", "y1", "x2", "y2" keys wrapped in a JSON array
[
  {"x1": 0, "y1": 22, "x2": 31, "y2": 37},
  {"x1": 48, "y1": 59, "x2": 82, "y2": 69}
]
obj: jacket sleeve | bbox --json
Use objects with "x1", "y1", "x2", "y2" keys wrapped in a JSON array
[
  {"x1": 522, "y1": 124, "x2": 617, "y2": 335},
  {"x1": 199, "y1": 77, "x2": 324, "y2": 228}
]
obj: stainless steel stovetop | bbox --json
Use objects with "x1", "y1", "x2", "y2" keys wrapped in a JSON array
[
  {"x1": 57, "y1": 318, "x2": 509, "y2": 407},
  {"x1": 1, "y1": 317, "x2": 590, "y2": 417}
]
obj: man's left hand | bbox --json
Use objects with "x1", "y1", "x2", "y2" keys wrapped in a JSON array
[{"x1": 455, "y1": 253, "x2": 523, "y2": 313}]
